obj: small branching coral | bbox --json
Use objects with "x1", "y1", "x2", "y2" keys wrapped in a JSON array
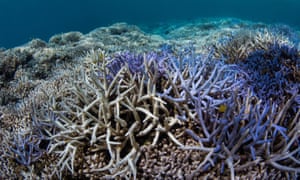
[
  {"x1": 8, "y1": 131, "x2": 45, "y2": 166},
  {"x1": 4, "y1": 106, "x2": 51, "y2": 168},
  {"x1": 213, "y1": 27, "x2": 297, "y2": 64}
]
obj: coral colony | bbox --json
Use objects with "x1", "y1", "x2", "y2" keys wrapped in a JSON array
[{"x1": 2, "y1": 23, "x2": 300, "y2": 179}]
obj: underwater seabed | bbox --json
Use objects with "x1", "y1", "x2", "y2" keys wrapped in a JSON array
[{"x1": 0, "y1": 18, "x2": 299, "y2": 179}]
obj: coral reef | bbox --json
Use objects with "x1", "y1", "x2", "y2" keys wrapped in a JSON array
[
  {"x1": 213, "y1": 27, "x2": 295, "y2": 63},
  {"x1": 237, "y1": 42, "x2": 299, "y2": 103},
  {"x1": 27, "y1": 47, "x2": 300, "y2": 179},
  {"x1": 0, "y1": 18, "x2": 299, "y2": 179}
]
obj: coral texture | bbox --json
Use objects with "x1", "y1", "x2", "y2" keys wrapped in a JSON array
[
  {"x1": 31, "y1": 45, "x2": 300, "y2": 179},
  {"x1": 0, "y1": 19, "x2": 299, "y2": 179}
]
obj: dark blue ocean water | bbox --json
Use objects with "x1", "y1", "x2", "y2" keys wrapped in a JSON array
[{"x1": 0, "y1": 0, "x2": 299, "y2": 48}]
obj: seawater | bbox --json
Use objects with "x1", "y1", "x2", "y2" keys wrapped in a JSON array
[{"x1": 0, "y1": 0, "x2": 299, "y2": 48}]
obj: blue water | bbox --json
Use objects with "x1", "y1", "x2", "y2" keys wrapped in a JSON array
[{"x1": 0, "y1": 0, "x2": 299, "y2": 48}]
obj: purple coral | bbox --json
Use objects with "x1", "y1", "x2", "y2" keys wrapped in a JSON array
[
  {"x1": 30, "y1": 42, "x2": 299, "y2": 179},
  {"x1": 107, "y1": 51, "x2": 169, "y2": 79},
  {"x1": 10, "y1": 132, "x2": 44, "y2": 166},
  {"x1": 155, "y1": 43, "x2": 300, "y2": 178},
  {"x1": 237, "y1": 42, "x2": 299, "y2": 104}
]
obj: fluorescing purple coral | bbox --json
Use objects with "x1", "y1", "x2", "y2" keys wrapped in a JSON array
[
  {"x1": 237, "y1": 42, "x2": 300, "y2": 103},
  {"x1": 9, "y1": 131, "x2": 44, "y2": 166},
  {"x1": 107, "y1": 51, "x2": 169, "y2": 79},
  {"x1": 153, "y1": 47, "x2": 300, "y2": 177},
  {"x1": 105, "y1": 47, "x2": 300, "y2": 177},
  {"x1": 25, "y1": 40, "x2": 299, "y2": 179}
]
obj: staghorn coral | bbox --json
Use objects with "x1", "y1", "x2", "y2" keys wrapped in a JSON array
[
  {"x1": 213, "y1": 27, "x2": 297, "y2": 64},
  {"x1": 33, "y1": 48, "x2": 228, "y2": 177},
  {"x1": 1, "y1": 20, "x2": 300, "y2": 179},
  {"x1": 19, "y1": 45, "x2": 300, "y2": 179},
  {"x1": 8, "y1": 130, "x2": 45, "y2": 166},
  {"x1": 160, "y1": 44, "x2": 300, "y2": 179},
  {"x1": 34, "y1": 50, "x2": 185, "y2": 179},
  {"x1": 236, "y1": 42, "x2": 300, "y2": 103},
  {"x1": 182, "y1": 88, "x2": 300, "y2": 179}
]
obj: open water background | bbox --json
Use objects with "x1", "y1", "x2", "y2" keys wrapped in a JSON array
[{"x1": 0, "y1": 0, "x2": 299, "y2": 48}]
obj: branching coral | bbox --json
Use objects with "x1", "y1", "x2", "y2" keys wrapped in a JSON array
[
  {"x1": 238, "y1": 42, "x2": 299, "y2": 102},
  {"x1": 30, "y1": 44, "x2": 300, "y2": 179},
  {"x1": 213, "y1": 27, "x2": 296, "y2": 64},
  {"x1": 166, "y1": 48, "x2": 300, "y2": 179},
  {"x1": 2, "y1": 21, "x2": 299, "y2": 180},
  {"x1": 35, "y1": 50, "x2": 186, "y2": 179},
  {"x1": 8, "y1": 130, "x2": 45, "y2": 166},
  {"x1": 22, "y1": 25, "x2": 299, "y2": 179},
  {"x1": 177, "y1": 84, "x2": 300, "y2": 179}
]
